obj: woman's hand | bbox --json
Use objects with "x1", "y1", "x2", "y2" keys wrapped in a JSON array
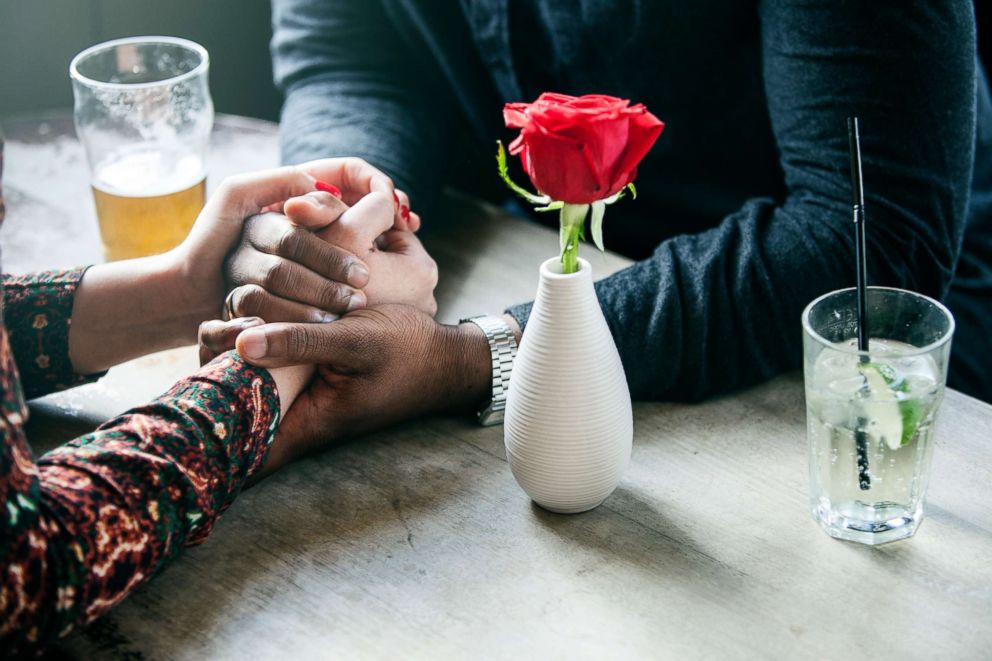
[
  {"x1": 172, "y1": 158, "x2": 412, "y2": 324},
  {"x1": 288, "y1": 157, "x2": 421, "y2": 232},
  {"x1": 69, "y1": 158, "x2": 412, "y2": 373},
  {"x1": 70, "y1": 166, "x2": 324, "y2": 373},
  {"x1": 224, "y1": 191, "x2": 438, "y2": 322}
]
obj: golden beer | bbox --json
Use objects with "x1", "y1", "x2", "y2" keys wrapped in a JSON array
[{"x1": 90, "y1": 146, "x2": 206, "y2": 261}]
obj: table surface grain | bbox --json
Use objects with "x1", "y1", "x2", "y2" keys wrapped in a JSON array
[{"x1": 2, "y1": 113, "x2": 991, "y2": 661}]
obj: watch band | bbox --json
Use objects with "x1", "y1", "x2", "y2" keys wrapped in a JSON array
[{"x1": 461, "y1": 315, "x2": 518, "y2": 426}]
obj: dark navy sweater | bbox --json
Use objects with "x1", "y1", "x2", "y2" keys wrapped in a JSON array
[{"x1": 271, "y1": 0, "x2": 992, "y2": 402}]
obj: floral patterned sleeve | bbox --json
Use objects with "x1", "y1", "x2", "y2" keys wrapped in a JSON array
[
  {"x1": 0, "y1": 296, "x2": 280, "y2": 659},
  {"x1": 2, "y1": 268, "x2": 106, "y2": 400}
]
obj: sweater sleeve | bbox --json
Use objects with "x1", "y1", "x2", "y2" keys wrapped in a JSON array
[
  {"x1": 0, "y1": 349, "x2": 280, "y2": 655},
  {"x1": 3, "y1": 268, "x2": 106, "y2": 399},
  {"x1": 271, "y1": 0, "x2": 458, "y2": 215},
  {"x1": 507, "y1": 0, "x2": 976, "y2": 401}
]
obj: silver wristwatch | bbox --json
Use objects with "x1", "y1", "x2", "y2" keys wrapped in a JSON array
[{"x1": 461, "y1": 315, "x2": 518, "y2": 426}]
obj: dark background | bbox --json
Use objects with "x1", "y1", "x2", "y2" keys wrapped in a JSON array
[
  {"x1": 978, "y1": 2, "x2": 992, "y2": 79},
  {"x1": 0, "y1": 0, "x2": 281, "y2": 121},
  {"x1": 1, "y1": 3, "x2": 990, "y2": 122}
]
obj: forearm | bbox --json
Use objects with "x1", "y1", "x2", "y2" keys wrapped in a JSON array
[
  {"x1": 508, "y1": 1, "x2": 976, "y2": 402},
  {"x1": 68, "y1": 251, "x2": 219, "y2": 374},
  {"x1": 0, "y1": 351, "x2": 279, "y2": 653},
  {"x1": 507, "y1": 192, "x2": 960, "y2": 403}
]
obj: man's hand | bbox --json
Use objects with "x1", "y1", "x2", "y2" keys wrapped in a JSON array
[
  {"x1": 206, "y1": 306, "x2": 492, "y2": 477},
  {"x1": 224, "y1": 192, "x2": 437, "y2": 322}
]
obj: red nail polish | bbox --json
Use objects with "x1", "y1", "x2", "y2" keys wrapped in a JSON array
[
  {"x1": 400, "y1": 205, "x2": 410, "y2": 221},
  {"x1": 315, "y1": 180, "x2": 342, "y2": 198},
  {"x1": 392, "y1": 191, "x2": 400, "y2": 208}
]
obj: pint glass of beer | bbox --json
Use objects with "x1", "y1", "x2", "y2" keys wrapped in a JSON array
[{"x1": 70, "y1": 37, "x2": 213, "y2": 261}]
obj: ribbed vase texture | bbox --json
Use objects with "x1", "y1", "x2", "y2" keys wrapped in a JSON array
[{"x1": 504, "y1": 257, "x2": 633, "y2": 513}]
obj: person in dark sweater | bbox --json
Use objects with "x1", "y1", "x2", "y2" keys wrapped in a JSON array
[{"x1": 216, "y1": 0, "x2": 990, "y2": 456}]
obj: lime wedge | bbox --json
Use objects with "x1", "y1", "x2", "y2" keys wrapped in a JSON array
[
  {"x1": 859, "y1": 362, "x2": 925, "y2": 448},
  {"x1": 860, "y1": 366, "x2": 904, "y2": 451},
  {"x1": 870, "y1": 362, "x2": 926, "y2": 445},
  {"x1": 897, "y1": 396, "x2": 925, "y2": 446}
]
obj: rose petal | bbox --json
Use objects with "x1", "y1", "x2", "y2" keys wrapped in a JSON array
[
  {"x1": 522, "y1": 122, "x2": 602, "y2": 203},
  {"x1": 503, "y1": 104, "x2": 530, "y2": 128},
  {"x1": 609, "y1": 112, "x2": 664, "y2": 192}
]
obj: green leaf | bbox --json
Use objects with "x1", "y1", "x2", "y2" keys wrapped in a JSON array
[
  {"x1": 590, "y1": 200, "x2": 606, "y2": 252},
  {"x1": 495, "y1": 141, "x2": 551, "y2": 206}
]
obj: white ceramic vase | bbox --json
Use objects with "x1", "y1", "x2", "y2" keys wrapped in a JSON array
[{"x1": 504, "y1": 257, "x2": 633, "y2": 514}]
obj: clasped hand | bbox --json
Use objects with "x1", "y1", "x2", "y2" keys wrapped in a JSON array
[{"x1": 194, "y1": 158, "x2": 478, "y2": 479}]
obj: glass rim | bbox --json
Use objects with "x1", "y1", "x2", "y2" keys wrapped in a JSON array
[
  {"x1": 69, "y1": 36, "x2": 209, "y2": 91},
  {"x1": 801, "y1": 286, "x2": 955, "y2": 358}
]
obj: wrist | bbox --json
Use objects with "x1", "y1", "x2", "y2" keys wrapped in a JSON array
[
  {"x1": 269, "y1": 364, "x2": 315, "y2": 418},
  {"x1": 165, "y1": 246, "x2": 225, "y2": 333},
  {"x1": 438, "y1": 313, "x2": 521, "y2": 415},
  {"x1": 436, "y1": 321, "x2": 494, "y2": 413}
]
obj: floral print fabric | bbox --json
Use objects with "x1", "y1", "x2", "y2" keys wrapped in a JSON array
[{"x1": 0, "y1": 269, "x2": 280, "y2": 655}]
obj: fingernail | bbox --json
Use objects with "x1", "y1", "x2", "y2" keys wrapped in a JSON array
[
  {"x1": 400, "y1": 205, "x2": 410, "y2": 221},
  {"x1": 347, "y1": 290, "x2": 367, "y2": 312},
  {"x1": 314, "y1": 311, "x2": 338, "y2": 323},
  {"x1": 347, "y1": 262, "x2": 370, "y2": 287},
  {"x1": 239, "y1": 329, "x2": 268, "y2": 360},
  {"x1": 315, "y1": 180, "x2": 342, "y2": 198},
  {"x1": 392, "y1": 191, "x2": 400, "y2": 208}
]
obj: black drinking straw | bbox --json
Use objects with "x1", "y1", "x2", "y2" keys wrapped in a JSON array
[{"x1": 848, "y1": 117, "x2": 871, "y2": 491}]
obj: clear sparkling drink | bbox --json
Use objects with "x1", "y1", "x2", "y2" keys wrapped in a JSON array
[
  {"x1": 807, "y1": 339, "x2": 941, "y2": 543},
  {"x1": 803, "y1": 288, "x2": 953, "y2": 545}
]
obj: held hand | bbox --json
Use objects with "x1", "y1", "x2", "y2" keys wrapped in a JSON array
[
  {"x1": 224, "y1": 192, "x2": 438, "y2": 322},
  {"x1": 311, "y1": 193, "x2": 437, "y2": 315},
  {"x1": 296, "y1": 157, "x2": 421, "y2": 232}
]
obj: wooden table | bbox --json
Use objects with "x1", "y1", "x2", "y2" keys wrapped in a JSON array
[{"x1": 3, "y1": 113, "x2": 991, "y2": 661}]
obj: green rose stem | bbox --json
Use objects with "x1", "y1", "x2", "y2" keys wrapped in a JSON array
[
  {"x1": 560, "y1": 204, "x2": 588, "y2": 274},
  {"x1": 848, "y1": 116, "x2": 872, "y2": 491}
]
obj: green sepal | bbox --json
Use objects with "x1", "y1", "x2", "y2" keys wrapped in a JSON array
[
  {"x1": 535, "y1": 201, "x2": 565, "y2": 213},
  {"x1": 496, "y1": 141, "x2": 551, "y2": 206},
  {"x1": 603, "y1": 182, "x2": 637, "y2": 206},
  {"x1": 590, "y1": 200, "x2": 606, "y2": 252}
]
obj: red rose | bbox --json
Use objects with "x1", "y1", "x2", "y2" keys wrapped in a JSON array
[{"x1": 503, "y1": 93, "x2": 664, "y2": 204}]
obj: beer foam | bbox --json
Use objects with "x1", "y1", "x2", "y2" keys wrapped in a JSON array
[{"x1": 93, "y1": 145, "x2": 204, "y2": 197}]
